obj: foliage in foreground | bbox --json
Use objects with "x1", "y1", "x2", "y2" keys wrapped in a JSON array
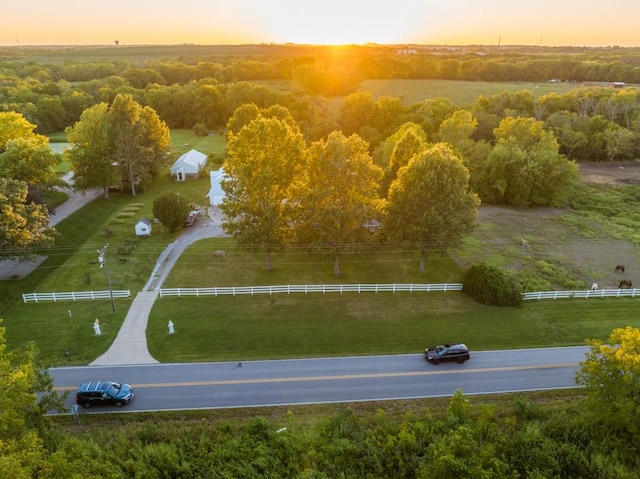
[{"x1": 39, "y1": 390, "x2": 639, "y2": 479}]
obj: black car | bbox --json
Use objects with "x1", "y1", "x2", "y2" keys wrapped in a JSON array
[
  {"x1": 424, "y1": 343, "x2": 470, "y2": 364},
  {"x1": 76, "y1": 380, "x2": 134, "y2": 408}
]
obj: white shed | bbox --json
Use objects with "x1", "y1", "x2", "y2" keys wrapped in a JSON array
[
  {"x1": 206, "y1": 168, "x2": 226, "y2": 206},
  {"x1": 170, "y1": 149, "x2": 208, "y2": 181},
  {"x1": 135, "y1": 217, "x2": 152, "y2": 237}
]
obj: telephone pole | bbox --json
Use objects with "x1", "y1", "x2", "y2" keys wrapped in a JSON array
[{"x1": 98, "y1": 244, "x2": 116, "y2": 312}]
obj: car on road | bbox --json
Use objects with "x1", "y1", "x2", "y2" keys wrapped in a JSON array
[
  {"x1": 424, "y1": 343, "x2": 470, "y2": 364},
  {"x1": 76, "y1": 380, "x2": 134, "y2": 408}
]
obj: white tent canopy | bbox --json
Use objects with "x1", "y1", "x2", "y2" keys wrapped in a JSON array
[
  {"x1": 170, "y1": 149, "x2": 207, "y2": 181},
  {"x1": 206, "y1": 168, "x2": 226, "y2": 206}
]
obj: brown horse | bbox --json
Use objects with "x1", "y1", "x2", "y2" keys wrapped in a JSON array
[
  {"x1": 615, "y1": 264, "x2": 625, "y2": 274},
  {"x1": 618, "y1": 279, "x2": 632, "y2": 289}
]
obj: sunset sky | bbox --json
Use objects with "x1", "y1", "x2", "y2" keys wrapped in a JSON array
[{"x1": 1, "y1": 0, "x2": 638, "y2": 47}]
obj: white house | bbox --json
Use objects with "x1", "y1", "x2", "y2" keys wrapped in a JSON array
[
  {"x1": 135, "y1": 217, "x2": 152, "y2": 237},
  {"x1": 206, "y1": 168, "x2": 226, "y2": 206},
  {"x1": 170, "y1": 149, "x2": 208, "y2": 181}
]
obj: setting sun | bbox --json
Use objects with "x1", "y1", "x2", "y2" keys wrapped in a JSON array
[{"x1": 1, "y1": 0, "x2": 639, "y2": 47}]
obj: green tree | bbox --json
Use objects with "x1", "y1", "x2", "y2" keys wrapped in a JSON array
[
  {"x1": 384, "y1": 143, "x2": 479, "y2": 274},
  {"x1": 152, "y1": 191, "x2": 191, "y2": 232},
  {"x1": 576, "y1": 326, "x2": 640, "y2": 437},
  {"x1": 0, "y1": 179, "x2": 55, "y2": 257},
  {"x1": 0, "y1": 112, "x2": 38, "y2": 149},
  {"x1": 0, "y1": 136, "x2": 62, "y2": 190},
  {"x1": 65, "y1": 103, "x2": 119, "y2": 199},
  {"x1": 478, "y1": 117, "x2": 580, "y2": 206},
  {"x1": 108, "y1": 94, "x2": 170, "y2": 196},
  {"x1": 294, "y1": 131, "x2": 383, "y2": 276},
  {"x1": 380, "y1": 123, "x2": 428, "y2": 197},
  {"x1": 66, "y1": 94, "x2": 170, "y2": 197},
  {"x1": 0, "y1": 323, "x2": 67, "y2": 477},
  {"x1": 221, "y1": 116, "x2": 307, "y2": 270}
]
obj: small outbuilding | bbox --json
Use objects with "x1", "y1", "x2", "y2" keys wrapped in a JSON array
[
  {"x1": 135, "y1": 217, "x2": 152, "y2": 237},
  {"x1": 206, "y1": 168, "x2": 227, "y2": 206},
  {"x1": 170, "y1": 149, "x2": 208, "y2": 181}
]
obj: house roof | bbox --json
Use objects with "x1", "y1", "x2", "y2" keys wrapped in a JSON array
[
  {"x1": 171, "y1": 149, "x2": 207, "y2": 172},
  {"x1": 137, "y1": 217, "x2": 151, "y2": 226}
]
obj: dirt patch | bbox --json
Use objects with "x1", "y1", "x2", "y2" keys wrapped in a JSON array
[{"x1": 579, "y1": 160, "x2": 640, "y2": 185}]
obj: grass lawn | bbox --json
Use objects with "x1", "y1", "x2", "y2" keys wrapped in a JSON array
[{"x1": 146, "y1": 293, "x2": 640, "y2": 362}]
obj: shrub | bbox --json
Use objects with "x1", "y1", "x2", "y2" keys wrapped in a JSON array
[
  {"x1": 463, "y1": 262, "x2": 522, "y2": 306},
  {"x1": 192, "y1": 123, "x2": 209, "y2": 137}
]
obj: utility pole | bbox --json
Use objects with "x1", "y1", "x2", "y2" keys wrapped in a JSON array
[{"x1": 98, "y1": 244, "x2": 116, "y2": 313}]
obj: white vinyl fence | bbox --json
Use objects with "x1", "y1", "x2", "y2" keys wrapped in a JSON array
[
  {"x1": 21, "y1": 286, "x2": 639, "y2": 303},
  {"x1": 22, "y1": 290, "x2": 131, "y2": 303},
  {"x1": 159, "y1": 283, "x2": 463, "y2": 297},
  {"x1": 522, "y1": 288, "x2": 639, "y2": 300}
]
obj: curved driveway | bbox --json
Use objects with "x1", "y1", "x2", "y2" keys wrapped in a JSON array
[{"x1": 91, "y1": 209, "x2": 226, "y2": 365}]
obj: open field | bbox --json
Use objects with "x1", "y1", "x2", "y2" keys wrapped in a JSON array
[{"x1": 358, "y1": 78, "x2": 579, "y2": 105}]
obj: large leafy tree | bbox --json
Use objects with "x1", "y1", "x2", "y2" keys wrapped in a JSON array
[
  {"x1": 576, "y1": 327, "x2": 640, "y2": 444},
  {"x1": 0, "y1": 178, "x2": 55, "y2": 257},
  {"x1": 66, "y1": 94, "x2": 170, "y2": 198},
  {"x1": 477, "y1": 117, "x2": 580, "y2": 206},
  {"x1": 384, "y1": 143, "x2": 479, "y2": 274},
  {"x1": 0, "y1": 112, "x2": 37, "y2": 149},
  {"x1": 0, "y1": 323, "x2": 67, "y2": 477},
  {"x1": 0, "y1": 136, "x2": 63, "y2": 191},
  {"x1": 380, "y1": 123, "x2": 428, "y2": 198},
  {"x1": 65, "y1": 103, "x2": 118, "y2": 198},
  {"x1": 221, "y1": 115, "x2": 307, "y2": 270},
  {"x1": 108, "y1": 94, "x2": 170, "y2": 196},
  {"x1": 295, "y1": 131, "x2": 383, "y2": 276}
]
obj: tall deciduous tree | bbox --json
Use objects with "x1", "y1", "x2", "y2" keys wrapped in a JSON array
[
  {"x1": 108, "y1": 94, "x2": 170, "y2": 196},
  {"x1": 0, "y1": 179, "x2": 55, "y2": 257},
  {"x1": 0, "y1": 136, "x2": 63, "y2": 190},
  {"x1": 66, "y1": 94, "x2": 170, "y2": 198},
  {"x1": 295, "y1": 131, "x2": 383, "y2": 276},
  {"x1": 576, "y1": 326, "x2": 640, "y2": 439},
  {"x1": 221, "y1": 116, "x2": 307, "y2": 270},
  {"x1": 384, "y1": 143, "x2": 479, "y2": 274},
  {"x1": 477, "y1": 117, "x2": 580, "y2": 206},
  {"x1": 65, "y1": 103, "x2": 118, "y2": 199},
  {"x1": 380, "y1": 123, "x2": 428, "y2": 198},
  {"x1": 0, "y1": 112, "x2": 37, "y2": 149}
]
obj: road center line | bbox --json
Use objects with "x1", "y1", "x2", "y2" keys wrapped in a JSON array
[{"x1": 54, "y1": 363, "x2": 578, "y2": 391}]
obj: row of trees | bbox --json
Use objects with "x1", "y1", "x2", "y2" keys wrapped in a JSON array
[
  {"x1": 2, "y1": 323, "x2": 639, "y2": 477},
  {"x1": 5, "y1": 46, "x2": 640, "y2": 88},
  {"x1": 220, "y1": 106, "x2": 480, "y2": 274},
  {"x1": 3, "y1": 50, "x2": 640, "y2": 160}
]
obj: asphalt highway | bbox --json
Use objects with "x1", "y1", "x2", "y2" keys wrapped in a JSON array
[{"x1": 50, "y1": 346, "x2": 589, "y2": 414}]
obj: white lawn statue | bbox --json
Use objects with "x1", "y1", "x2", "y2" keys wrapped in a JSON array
[
  {"x1": 93, "y1": 319, "x2": 101, "y2": 336},
  {"x1": 168, "y1": 320, "x2": 175, "y2": 334}
]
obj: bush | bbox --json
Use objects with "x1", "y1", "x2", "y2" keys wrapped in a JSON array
[
  {"x1": 192, "y1": 123, "x2": 209, "y2": 137},
  {"x1": 463, "y1": 262, "x2": 522, "y2": 306}
]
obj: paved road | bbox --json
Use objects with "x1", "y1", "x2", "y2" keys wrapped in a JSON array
[{"x1": 52, "y1": 346, "x2": 589, "y2": 413}]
